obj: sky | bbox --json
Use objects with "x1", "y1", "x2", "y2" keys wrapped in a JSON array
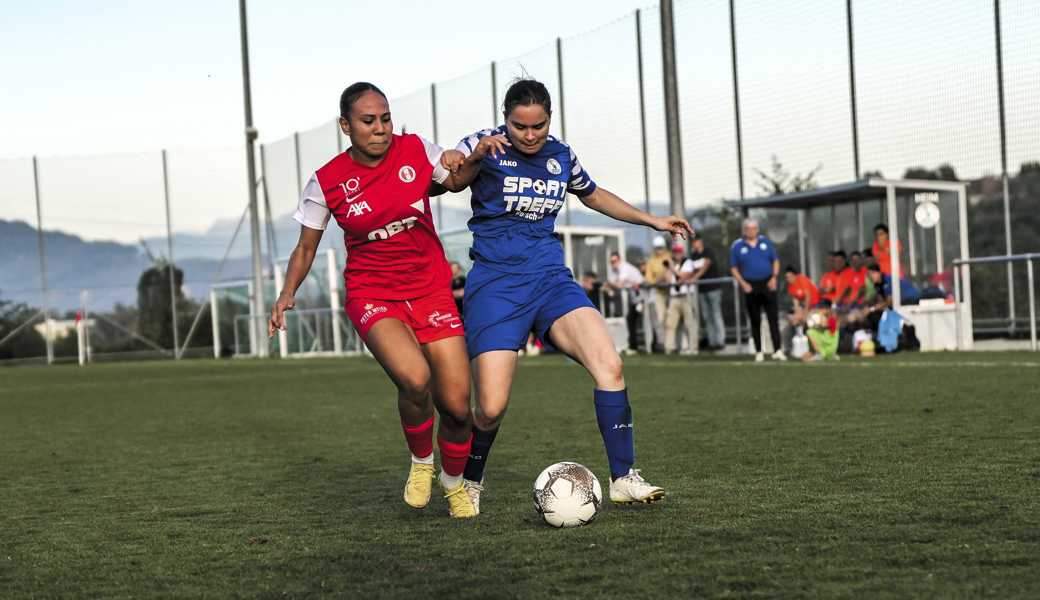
[
  {"x1": 0, "y1": 0, "x2": 1036, "y2": 246},
  {"x1": 0, "y1": 0, "x2": 651, "y2": 158}
]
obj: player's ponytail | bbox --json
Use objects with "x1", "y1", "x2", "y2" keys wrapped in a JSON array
[
  {"x1": 340, "y1": 82, "x2": 388, "y2": 119},
  {"x1": 503, "y1": 78, "x2": 552, "y2": 117}
]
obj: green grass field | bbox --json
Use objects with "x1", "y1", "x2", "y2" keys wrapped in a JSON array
[{"x1": 2, "y1": 353, "x2": 1039, "y2": 598}]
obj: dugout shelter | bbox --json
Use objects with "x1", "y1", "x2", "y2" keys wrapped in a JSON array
[{"x1": 728, "y1": 178, "x2": 972, "y2": 350}]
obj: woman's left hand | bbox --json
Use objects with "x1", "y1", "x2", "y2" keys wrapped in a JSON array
[
  {"x1": 651, "y1": 215, "x2": 695, "y2": 240},
  {"x1": 440, "y1": 149, "x2": 466, "y2": 174}
]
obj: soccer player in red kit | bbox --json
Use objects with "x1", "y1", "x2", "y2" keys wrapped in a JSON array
[{"x1": 269, "y1": 82, "x2": 477, "y2": 518}]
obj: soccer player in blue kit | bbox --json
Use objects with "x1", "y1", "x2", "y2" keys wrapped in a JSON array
[{"x1": 442, "y1": 79, "x2": 693, "y2": 513}]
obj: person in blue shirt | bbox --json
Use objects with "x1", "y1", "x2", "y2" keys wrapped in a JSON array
[
  {"x1": 441, "y1": 79, "x2": 693, "y2": 513},
  {"x1": 866, "y1": 264, "x2": 920, "y2": 305},
  {"x1": 729, "y1": 218, "x2": 786, "y2": 362}
]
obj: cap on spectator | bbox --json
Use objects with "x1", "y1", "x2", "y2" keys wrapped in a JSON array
[{"x1": 652, "y1": 236, "x2": 667, "y2": 249}]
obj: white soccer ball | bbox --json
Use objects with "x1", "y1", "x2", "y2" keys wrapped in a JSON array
[
  {"x1": 807, "y1": 311, "x2": 825, "y2": 329},
  {"x1": 532, "y1": 462, "x2": 602, "y2": 528}
]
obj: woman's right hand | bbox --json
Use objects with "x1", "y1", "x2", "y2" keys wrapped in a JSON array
[
  {"x1": 740, "y1": 281, "x2": 752, "y2": 294},
  {"x1": 269, "y1": 294, "x2": 296, "y2": 337},
  {"x1": 472, "y1": 134, "x2": 510, "y2": 160}
]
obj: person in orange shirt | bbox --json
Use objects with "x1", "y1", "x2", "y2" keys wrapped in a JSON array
[
  {"x1": 819, "y1": 252, "x2": 845, "y2": 303},
  {"x1": 836, "y1": 251, "x2": 867, "y2": 307},
  {"x1": 785, "y1": 265, "x2": 820, "y2": 308},
  {"x1": 872, "y1": 223, "x2": 903, "y2": 277}
]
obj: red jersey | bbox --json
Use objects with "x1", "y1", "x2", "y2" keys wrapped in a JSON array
[
  {"x1": 819, "y1": 270, "x2": 842, "y2": 302},
  {"x1": 294, "y1": 134, "x2": 451, "y2": 301},
  {"x1": 788, "y1": 273, "x2": 820, "y2": 306}
]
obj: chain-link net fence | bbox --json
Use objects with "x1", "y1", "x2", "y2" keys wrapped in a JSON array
[{"x1": 3, "y1": 0, "x2": 1039, "y2": 362}]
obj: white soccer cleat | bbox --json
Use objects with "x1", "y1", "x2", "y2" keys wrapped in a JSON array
[
  {"x1": 463, "y1": 479, "x2": 484, "y2": 515},
  {"x1": 609, "y1": 469, "x2": 665, "y2": 504},
  {"x1": 771, "y1": 349, "x2": 787, "y2": 362},
  {"x1": 754, "y1": 352, "x2": 765, "y2": 362}
]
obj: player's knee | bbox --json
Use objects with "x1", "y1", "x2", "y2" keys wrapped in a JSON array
[
  {"x1": 594, "y1": 352, "x2": 625, "y2": 389},
  {"x1": 397, "y1": 373, "x2": 431, "y2": 406},
  {"x1": 474, "y1": 402, "x2": 507, "y2": 430},
  {"x1": 438, "y1": 403, "x2": 471, "y2": 430}
]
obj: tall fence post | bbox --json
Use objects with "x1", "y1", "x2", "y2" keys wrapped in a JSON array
[
  {"x1": 636, "y1": 9, "x2": 652, "y2": 248},
  {"x1": 728, "y1": 0, "x2": 745, "y2": 199},
  {"x1": 993, "y1": 0, "x2": 1015, "y2": 334},
  {"x1": 556, "y1": 36, "x2": 571, "y2": 226},
  {"x1": 259, "y1": 144, "x2": 278, "y2": 267},
  {"x1": 490, "y1": 61, "x2": 498, "y2": 124},
  {"x1": 161, "y1": 149, "x2": 180, "y2": 359},
  {"x1": 1028, "y1": 258, "x2": 1036, "y2": 351},
  {"x1": 31, "y1": 155, "x2": 54, "y2": 365},
  {"x1": 660, "y1": 0, "x2": 686, "y2": 229},
  {"x1": 846, "y1": 0, "x2": 861, "y2": 179},
  {"x1": 430, "y1": 82, "x2": 443, "y2": 228},
  {"x1": 238, "y1": 0, "x2": 267, "y2": 358}
]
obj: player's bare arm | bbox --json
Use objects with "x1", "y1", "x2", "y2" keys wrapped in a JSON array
[
  {"x1": 269, "y1": 225, "x2": 323, "y2": 337},
  {"x1": 579, "y1": 186, "x2": 693, "y2": 240},
  {"x1": 439, "y1": 134, "x2": 510, "y2": 192}
]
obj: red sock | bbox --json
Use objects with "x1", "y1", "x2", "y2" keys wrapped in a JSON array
[
  {"x1": 438, "y1": 434, "x2": 473, "y2": 477},
  {"x1": 402, "y1": 417, "x2": 434, "y2": 459}
]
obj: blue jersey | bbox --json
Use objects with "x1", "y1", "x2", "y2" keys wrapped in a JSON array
[
  {"x1": 456, "y1": 126, "x2": 597, "y2": 272},
  {"x1": 730, "y1": 235, "x2": 778, "y2": 282}
]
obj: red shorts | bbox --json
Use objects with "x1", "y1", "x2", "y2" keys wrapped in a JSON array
[{"x1": 345, "y1": 288, "x2": 464, "y2": 345}]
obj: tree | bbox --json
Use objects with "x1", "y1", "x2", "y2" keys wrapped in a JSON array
[
  {"x1": 752, "y1": 155, "x2": 822, "y2": 196},
  {"x1": 137, "y1": 262, "x2": 184, "y2": 349},
  {"x1": 0, "y1": 295, "x2": 46, "y2": 359}
]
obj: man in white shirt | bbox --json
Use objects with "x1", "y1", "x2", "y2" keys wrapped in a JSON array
[
  {"x1": 605, "y1": 251, "x2": 644, "y2": 352},
  {"x1": 664, "y1": 242, "x2": 699, "y2": 355}
]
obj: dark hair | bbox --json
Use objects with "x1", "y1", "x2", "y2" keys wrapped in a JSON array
[
  {"x1": 340, "y1": 82, "x2": 387, "y2": 119},
  {"x1": 610, "y1": 251, "x2": 621, "y2": 259},
  {"x1": 863, "y1": 247, "x2": 874, "y2": 257},
  {"x1": 831, "y1": 250, "x2": 848, "y2": 260},
  {"x1": 582, "y1": 271, "x2": 598, "y2": 279},
  {"x1": 785, "y1": 265, "x2": 799, "y2": 274},
  {"x1": 867, "y1": 264, "x2": 882, "y2": 272},
  {"x1": 503, "y1": 78, "x2": 552, "y2": 117},
  {"x1": 850, "y1": 250, "x2": 862, "y2": 258},
  {"x1": 874, "y1": 223, "x2": 889, "y2": 234}
]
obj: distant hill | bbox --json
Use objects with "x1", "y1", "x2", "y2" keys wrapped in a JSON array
[
  {"x1": 0, "y1": 219, "x2": 259, "y2": 311},
  {"x1": 1, "y1": 200, "x2": 681, "y2": 311}
]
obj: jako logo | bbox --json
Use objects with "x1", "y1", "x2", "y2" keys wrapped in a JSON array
[
  {"x1": 499, "y1": 159, "x2": 517, "y2": 167},
  {"x1": 368, "y1": 217, "x2": 419, "y2": 240},
  {"x1": 612, "y1": 423, "x2": 634, "y2": 430}
]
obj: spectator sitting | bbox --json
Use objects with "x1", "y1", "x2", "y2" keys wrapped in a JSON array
[
  {"x1": 866, "y1": 263, "x2": 920, "y2": 307},
  {"x1": 836, "y1": 250, "x2": 868, "y2": 307},
  {"x1": 803, "y1": 303, "x2": 839, "y2": 362},
  {"x1": 872, "y1": 223, "x2": 904, "y2": 277},
  {"x1": 819, "y1": 251, "x2": 845, "y2": 304},
  {"x1": 785, "y1": 265, "x2": 820, "y2": 311}
]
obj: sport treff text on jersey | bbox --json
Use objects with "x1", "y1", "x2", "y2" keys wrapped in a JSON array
[
  {"x1": 456, "y1": 126, "x2": 597, "y2": 272},
  {"x1": 293, "y1": 133, "x2": 452, "y2": 300}
]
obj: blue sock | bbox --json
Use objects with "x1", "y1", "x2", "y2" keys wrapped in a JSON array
[
  {"x1": 594, "y1": 389, "x2": 634, "y2": 479},
  {"x1": 463, "y1": 424, "x2": 499, "y2": 483}
]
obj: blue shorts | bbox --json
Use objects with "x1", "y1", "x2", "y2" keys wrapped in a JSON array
[{"x1": 462, "y1": 264, "x2": 594, "y2": 359}]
